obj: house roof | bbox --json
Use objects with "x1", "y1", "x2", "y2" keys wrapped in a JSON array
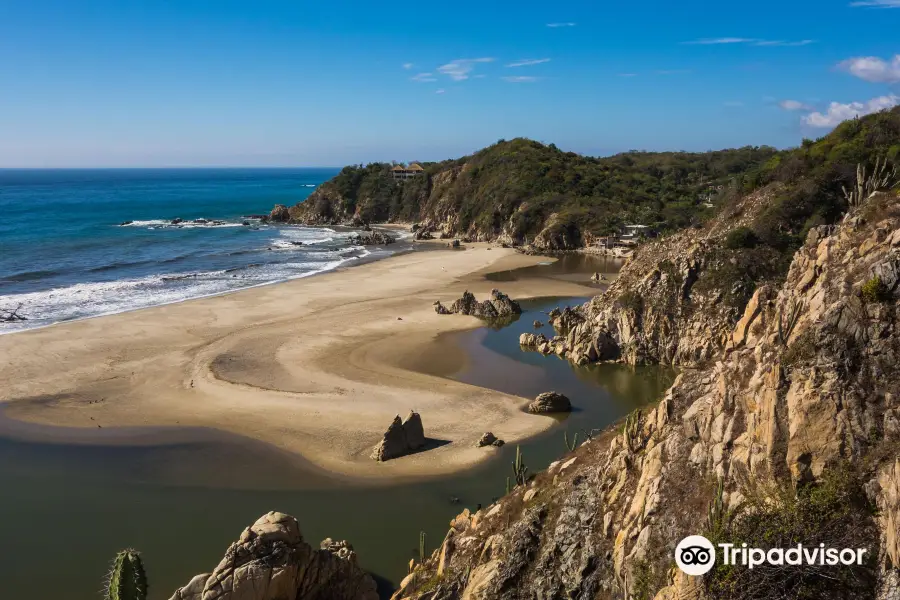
[
  {"x1": 391, "y1": 165, "x2": 406, "y2": 171},
  {"x1": 407, "y1": 163, "x2": 425, "y2": 171}
]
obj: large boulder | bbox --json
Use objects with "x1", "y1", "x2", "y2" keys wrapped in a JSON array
[
  {"x1": 167, "y1": 511, "x2": 378, "y2": 600},
  {"x1": 371, "y1": 412, "x2": 426, "y2": 461},
  {"x1": 349, "y1": 231, "x2": 396, "y2": 245},
  {"x1": 441, "y1": 290, "x2": 522, "y2": 319},
  {"x1": 528, "y1": 392, "x2": 572, "y2": 414}
]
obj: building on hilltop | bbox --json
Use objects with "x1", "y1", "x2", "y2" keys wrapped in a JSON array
[{"x1": 391, "y1": 163, "x2": 425, "y2": 181}]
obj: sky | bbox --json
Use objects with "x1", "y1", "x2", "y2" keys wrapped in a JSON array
[{"x1": 0, "y1": 0, "x2": 899, "y2": 167}]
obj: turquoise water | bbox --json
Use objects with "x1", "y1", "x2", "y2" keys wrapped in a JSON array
[{"x1": 0, "y1": 168, "x2": 403, "y2": 332}]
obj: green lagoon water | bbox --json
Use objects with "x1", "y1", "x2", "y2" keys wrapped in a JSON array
[{"x1": 0, "y1": 263, "x2": 674, "y2": 600}]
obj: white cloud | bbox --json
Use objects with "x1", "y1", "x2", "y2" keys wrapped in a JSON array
[
  {"x1": 754, "y1": 39, "x2": 815, "y2": 47},
  {"x1": 803, "y1": 95, "x2": 899, "y2": 127},
  {"x1": 437, "y1": 57, "x2": 495, "y2": 81},
  {"x1": 850, "y1": 0, "x2": 900, "y2": 7},
  {"x1": 435, "y1": 89, "x2": 446, "y2": 94},
  {"x1": 402, "y1": 63, "x2": 414, "y2": 70},
  {"x1": 411, "y1": 72, "x2": 437, "y2": 82},
  {"x1": 838, "y1": 55, "x2": 900, "y2": 83},
  {"x1": 683, "y1": 37, "x2": 814, "y2": 46},
  {"x1": 779, "y1": 99, "x2": 812, "y2": 111},
  {"x1": 502, "y1": 76, "x2": 539, "y2": 83},
  {"x1": 684, "y1": 37, "x2": 756, "y2": 45},
  {"x1": 506, "y1": 58, "x2": 551, "y2": 67},
  {"x1": 546, "y1": 22, "x2": 576, "y2": 27}
]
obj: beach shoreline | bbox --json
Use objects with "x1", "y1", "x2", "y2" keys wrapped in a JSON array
[{"x1": 0, "y1": 241, "x2": 605, "y2": 481}]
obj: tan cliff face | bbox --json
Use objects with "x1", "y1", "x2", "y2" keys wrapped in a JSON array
[{"x1": 391, "y1": 192, "x2": 900, "y2": 600}]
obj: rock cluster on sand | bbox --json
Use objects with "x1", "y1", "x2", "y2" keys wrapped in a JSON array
[
  {"x1": 371, "y1": 411, "x2": 426, "y2": 461},
  {"x1": 349, "y1": 231, "x2": 396, "y2": 245},
  {"x1": 528, "y1": 391, "x2": 572, "y2": 414},
  {"x1": 167, "y1": 511, "x2": 378, "y2": 600},
  {"x1": 477, "y1": 432, "x2": 505, "y2": 447},
  {"x1": 433, "y1": 289, "x2": 522, "y2": 318},
  {"x1": 414, "y1": 228, "x2": 434, "y2": 240}
]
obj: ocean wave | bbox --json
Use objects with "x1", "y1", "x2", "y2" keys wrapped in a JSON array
[
  {"x1": 0, "y1": 269, "x2": 64, "y2": 283},
  {"x1": 119, "y1": 218, "x2": 245, "y2": 229}
]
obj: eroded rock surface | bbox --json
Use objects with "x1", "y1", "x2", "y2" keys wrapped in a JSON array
[
  {"x1": 371, "y1": 411, "x2": 426, "y2": 461},
  {"x1": 527, "y1": 392, "x2": 571, "y2": 414},
  {"x1": 436, "y1": 290, "x2": 522, "y2": 319},
  {"x1": 168, "y1": 511, "x2": 378, "y2": 600}
]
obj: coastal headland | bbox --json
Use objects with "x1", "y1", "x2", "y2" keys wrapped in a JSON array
[{"x1": 0, "y1": 239, "x2": 601, "y2": 480}]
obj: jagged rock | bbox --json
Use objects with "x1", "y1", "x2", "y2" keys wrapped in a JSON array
[
  {"x1": 477, "y1": 432, "x2": 502, "y2": 447},
  {"x1": 533, "y1": 320, "x2": 544, "y2": 328},
  {"x1": 414, "y1": 229, "x2": 434, "y2": 240},
  {"x1": 519, "y1": 332, "x2": 548, "y2": 347},
  {"x1": 171, "y1": 218, "x2": 183, "y2": 225},
  {"x1": 269, "y1": 204, "x2": 290, "y2": 222},
  {"x1": 590, "y1": 272, "x2": 606, "y2": 282},
  {"x1": 449, "y1": 239, "x2": 461, "y2": 248},
  {"x1": 167, "y1": 511, "x2": 378, "y2": 600},
  {"x1": 320, "y1": 538, "x2": 359, "y2": 564},
  {"x1": 433, "y1": 301, "x2": 451, "y2": 314},
  {"x1": 349, "y1": 231, "x2": 395, "y2": 245},
  {"x1": 443, "y1": 290, "x2": 522, "y2": 318},
  {"x1": 371, "y1": 412, "x2": 425, "y2": 461},
  {"x1": 528, "y1": 392, "x2": 572, "y2": 414}
]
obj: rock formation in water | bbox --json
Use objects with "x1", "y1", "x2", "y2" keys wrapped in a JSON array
[
  {"x1": 371, "y1": 411, "x2": 426, "y2": 461},
  {"x1": 434, "y1": 290, "x2": 522, "y2": 319},
  {"x1": 168, "y1": 511, "x2": 378, "y2": 600},
  {"x1": 527, "y1": 392, "x2": 572, "y2": 414},
  {"x1": 389, "y1": 191, "x2": 900, "y2": 600}
]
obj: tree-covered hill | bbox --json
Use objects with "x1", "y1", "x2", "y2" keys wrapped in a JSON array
[{"x1": 275, "y1": 107, "x2": 900, "y2": 252}]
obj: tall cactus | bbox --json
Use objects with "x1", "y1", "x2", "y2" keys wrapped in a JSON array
[
  {"x1": 104, "y1": 549, "x2": 148, "y2": 600},
  {"x1": 418, "y1": 531, "x2": 427, "y2": 562},
  {"x1": 511, "y1": 445, "x2": 528, "y2": 486},
  {"x1": 564, "y1": 431, "x2": 579, "y2": 452},
  {"x1": 842, "y1": 157, "x2": 899, "y2": 208}
]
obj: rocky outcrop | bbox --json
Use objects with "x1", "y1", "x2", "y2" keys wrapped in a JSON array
[
  {"x1": 527, "y1": 392, "x2": 572, "y2": 414},
  {"x1": 436, "y1": 290, "x2": 522, "y2": 319},
  {"x1": 477, "y1": 432, "x2": 505, "y2": 447},
  {"x1": 529, "y1": 213, "x2": 582, "y2": 252},
  {"x1": 371, "y1": 411, "x2": 426, "y2": 461},
  {"x1": 168, "y1": 511, "x2": 378, "y2": 600},
  {"x1": 390, "y1": 192, "x2": 900, "y2": 600},
  {"x1": 349, "y1": 231, "x2": 396, "y2": 245},
  {"x1": 270, "y1": 204, "x2": 291, "y2": 223}
]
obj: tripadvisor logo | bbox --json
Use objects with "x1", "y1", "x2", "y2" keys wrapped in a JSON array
[{"x1": 675, "y1": 535, "x2": 869, "y2": 576}]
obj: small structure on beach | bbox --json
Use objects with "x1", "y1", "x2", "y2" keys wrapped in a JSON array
[{"x1": 391, "y1": 163, "x2": 425, "y2": 181}]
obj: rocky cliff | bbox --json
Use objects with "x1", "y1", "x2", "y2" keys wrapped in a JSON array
[{"x1": 390, "y1": 191, "x2": 900, "y2": 600}]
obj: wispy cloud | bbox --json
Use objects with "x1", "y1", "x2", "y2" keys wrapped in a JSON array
[
  {"x1": 546, "y1": 22, "x2": 576, "y2": 27},
  {"x1": 683, "y1": 37, "x2": 815, "y2": 46},
  {"x1": 684, "y1": 37, "x2": 756, "y2": 45},
  {"x1": 402, "y1": 63, "x2": 414, "y2": 70},
  {"x1": 779, "y1": 99, "x2": 812, "y2": 111},
  {"x1": 838, "y1": 55, "x2": 900, "y2": 83},
  {"x1": 437, "y1": 57, "x2": 495, "y2": 81},
  {"x1": 435, "y1": 89, "x2": 446, "y2": 94},
  {"x1": 506, "y1": 58, "x2": 551, "y2": 67},
  {"x1": 850, "y1": 0, "x2": 900, "y2": 7},
  {"x1": 803, "y1": 95, "x2": 899, "y2": 127},
  {"x1": 411, "y1": 72, "x2": 437, "y2": 82},
  {"x1": 502, "y1": 76, "x2": 540, "y2": 83}
]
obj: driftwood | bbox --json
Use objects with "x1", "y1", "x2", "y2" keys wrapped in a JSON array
[{"x1": 0, "y1": 303, "x2": 27, "y2": 322}]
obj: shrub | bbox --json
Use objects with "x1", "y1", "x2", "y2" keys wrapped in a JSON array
[
  {"x1": 725, "y1": 227, "x2": 759, "y2": 250},
  {"x1": 861, "y1": 275, "x2": 890, "y2": 303},
  {"x1": 706, "y1": 467, "x2": 878, "y2": 600}
]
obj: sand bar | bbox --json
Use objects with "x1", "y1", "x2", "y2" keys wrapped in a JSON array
[{"x1": 0, "y1": 242, "x2": 599, "y2": 480}]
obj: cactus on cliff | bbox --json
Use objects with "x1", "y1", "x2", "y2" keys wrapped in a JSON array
[{"x1": 103, "y1": 549, "x2": 148, "y2": 600}]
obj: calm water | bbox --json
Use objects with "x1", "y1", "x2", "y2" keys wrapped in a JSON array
[
  {"x1": 0, "y1": 286, "x2": 674, "y2": 600},
  {"x1": 0, "y1": 168, "x2": 408, "y2": 332}
]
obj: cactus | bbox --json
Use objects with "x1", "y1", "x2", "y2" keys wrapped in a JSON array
[
  {"x1": 511, "y1": 445, "x2": 528, "y2": 486},
  {"x1": 564, "y1": 431, "x2": 579, "y2": 452},
  {"x1": 103, "y1": 549, "x2": 148, "y2": 600},
  {"x1": 418, "y1": 531, "x2": 426, "y2": 562},
  {"x1": 505, "y1": 476, "x2": 511, "y2": 495},
  {"x1": 842, "y1": 157, "x2": 899, "y2": 208},
  {"x1": 777, "y1": 298, "x2": 803, "y2": 346},
  {"x1": 707, "y1": 478, "x2": 726, "y2": 535},
  {"x1": 621, "y1": 409, "x2": 643, "y2": 453}
]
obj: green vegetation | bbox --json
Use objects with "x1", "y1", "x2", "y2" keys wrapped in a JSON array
[
  {"x1": 724, "y1": 226, "x2": 759, "y2": 249},
  {"x1": 564, "y1": 431, "x2": 579, "y2": 452},
  {"x1": 861, "y1": 275, "x2": 891, "y2": 303},
  {"x1": 511, "y1": 445, "x2": 529, "y2": 486},
  {"x1": 706, "y1": 467, "x2": 877, "y2": 600},
  {"x1": 104, "y1": 549, "x2": 148, "y2": 600},
  {"x1": 418, "y1": 531, "x2": 427, "y2": 562}
]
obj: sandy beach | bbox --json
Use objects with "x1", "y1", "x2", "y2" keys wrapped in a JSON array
[{"x1": 0, "y1": 241, "x2": 599, "y2": 480}]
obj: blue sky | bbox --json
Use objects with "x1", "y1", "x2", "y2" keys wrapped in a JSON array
[{"x1": 1, "y1": 0, "x2": 899, "y2": 167}]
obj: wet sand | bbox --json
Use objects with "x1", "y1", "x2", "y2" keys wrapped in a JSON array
[{"x1": 0, "y1": 242, "x2": 603, "y2": 480}]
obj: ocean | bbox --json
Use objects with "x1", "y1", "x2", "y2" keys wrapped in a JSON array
[{"x1": 0, "y1": 168, "x2": 395, "y2": 333}]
